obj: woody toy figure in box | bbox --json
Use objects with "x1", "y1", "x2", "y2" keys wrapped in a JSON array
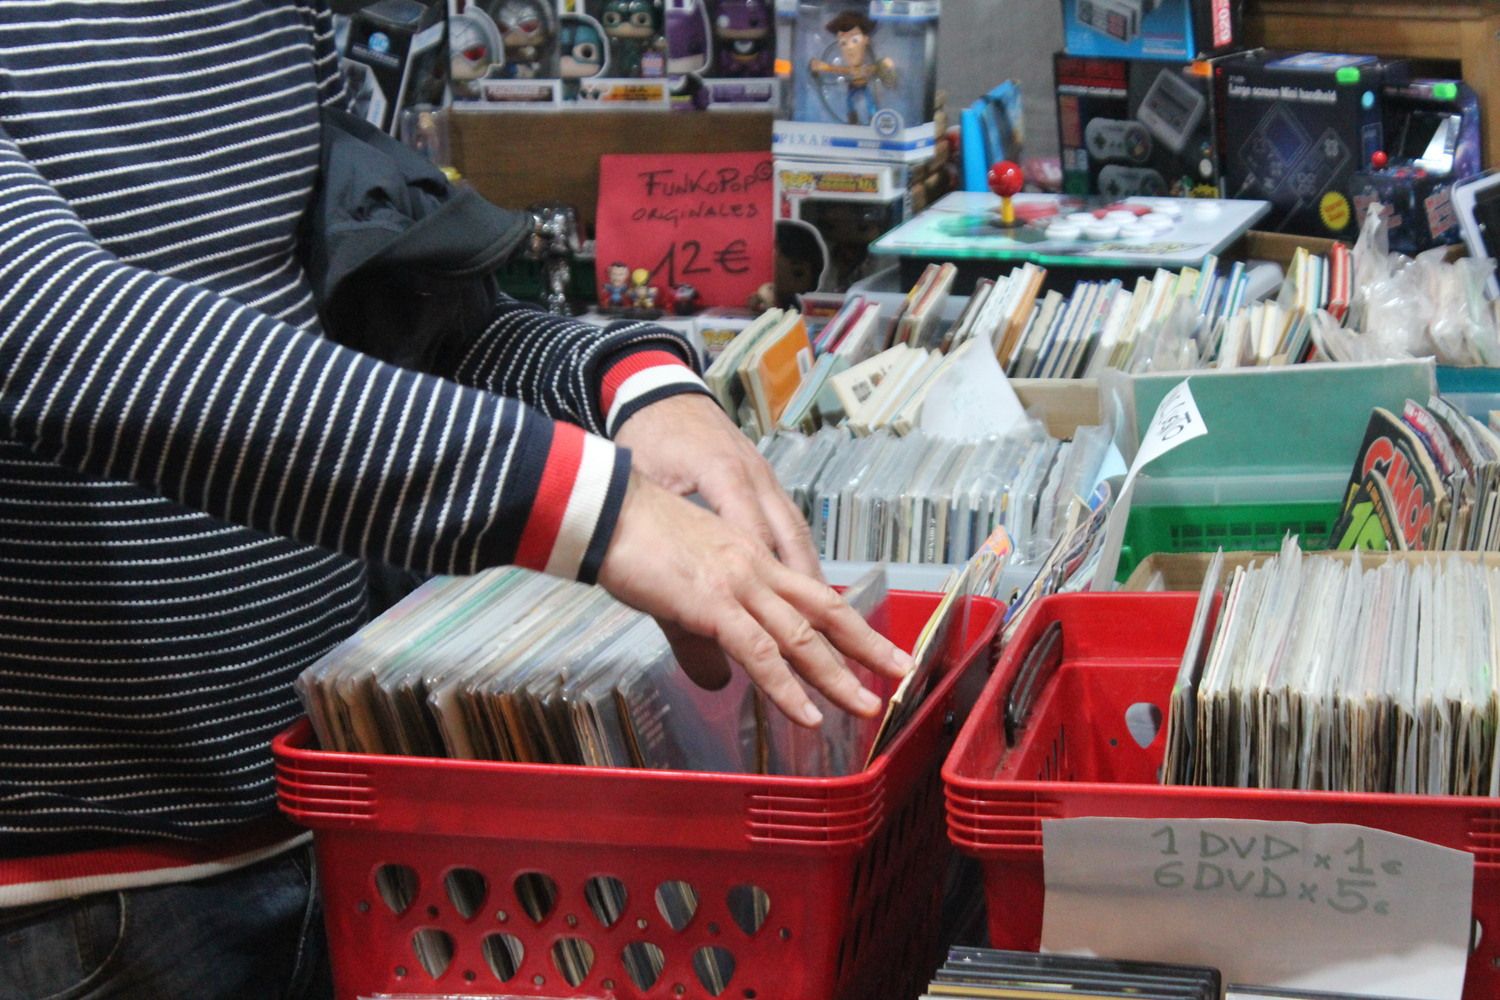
[{"x1": 809, "y1": 10, "x2": 896, "y2": 125}]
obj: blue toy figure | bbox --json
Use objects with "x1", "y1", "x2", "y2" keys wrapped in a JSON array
[
  {"x1": 808, "y1": 9, "x2": 896, "y2": 125},
  {"x1": 559, "y1": 14, "x2": 607, "y2": 98}
]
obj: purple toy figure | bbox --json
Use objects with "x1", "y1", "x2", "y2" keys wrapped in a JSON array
[
  {"x1": 713, "y1": 0, "x2": 772, "y2": 77},
  {"x1": 665, "y1": 0, "x2": 710, "y2": 75}
]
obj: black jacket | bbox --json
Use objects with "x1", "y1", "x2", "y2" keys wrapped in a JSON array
[{"x1": 299, "y1": 107, "x2": 532, "y2": 372}]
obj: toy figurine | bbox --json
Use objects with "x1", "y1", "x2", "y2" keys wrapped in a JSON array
[
  {"x1": 601, "y1": 261, "x2": 632, "y2": 310},
  {"x1": 449, "y1": 9, "x2": 506, "y2": 98},
  {"x1": 559, "y1": 14, "x2": 607, "y2": 98},
  {"x1": 484, "y1": 0, "x2": 555, "y2": 78},
  {"x1": 713, "y1": 0, "x2": 772, "y2": 77},
  {"x1": 665, "y1": 0, "x2": 710, "y2": 75},
  {"x1": 601, "y1": 0, "x2": 668, "y2": 77},
  {"x1": 526, "y1": 202, "x2": 583, "y2": 316},
  {"x1": 809, "y1": 10, "x2": 896, "y2": 126},
  {"x1": 672, "y1": 284, "x2": 700, "y2": 315},
  {"x1": 628, "y1": 267, "x2": 659, "y2": 310}
]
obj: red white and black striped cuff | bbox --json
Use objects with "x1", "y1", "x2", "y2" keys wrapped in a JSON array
[
  {"x1": 511, "y1": 422, "x2": 632, "y2": 583},
  {"x1": 599, "y1": 349, "x2": 711, "y2": 437}
]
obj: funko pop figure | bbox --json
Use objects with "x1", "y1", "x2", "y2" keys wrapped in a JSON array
[
  {"x1": 601, "y1": 260, "x2": 632, "y2": 309},
  {"x1": 809, "y1": 10, "x2": 896, "y2": 125},
  {"x1": 484, "y1": 0, "x2": 555, "y2": 78},
  {"x1": 449, "y1": 9, "x2": 505, "y2": 97},
  {"x1": 601, "y1": 0, "x2": 668, "y2": 77},
  {"x1": 559, "y1": 15, "x2": 607, "y2": 98},
  {"x1": 665, "y1": 0, "x2": 710, "y2": 75},
  {"x1": 713, "y1": 0, "x2": 772, "y2": 77}
]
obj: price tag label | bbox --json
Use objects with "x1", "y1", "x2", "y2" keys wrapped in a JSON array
[
  {"x1": 595, "y1": 152, "x2": 773, "y2": 309},
  {"x1": 1042, "y1": 817, "x2": 1474, "y2": 999}
]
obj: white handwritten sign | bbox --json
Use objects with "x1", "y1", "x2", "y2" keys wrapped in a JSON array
[
  {"x1": 1042, "y1": 817, "x2": 1475, "y2": 999},
  {"x1": 1091, "y1": 378, "x2": 1208, "y2": 589}
]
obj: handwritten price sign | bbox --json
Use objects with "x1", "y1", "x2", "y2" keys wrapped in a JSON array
[
  {"x1": 1041, "y1": 818, "x2": 1474, "y2": 999},
  {"x1": 595, "y1": 152, "x2": 773, "y2": 309}
]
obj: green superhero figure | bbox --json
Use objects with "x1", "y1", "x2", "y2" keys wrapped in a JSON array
[{"x1": 600, "y1": 0, "x2": 667, "y2": 77}]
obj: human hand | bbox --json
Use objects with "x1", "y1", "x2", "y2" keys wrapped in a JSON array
[
  {"x1": 598, "y1": 473, "x2": 914, "y2": 728},
  {"x1": 613, "y1": 393, "x2": 822, "y2": 579}
]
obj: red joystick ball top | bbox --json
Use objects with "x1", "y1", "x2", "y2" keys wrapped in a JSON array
[
  {"x1": 988, "y1": 160, "x2": 1025, "y2": 199},
  {"x1": 1371, "y1": 150, "x2": 1389, "y2": 170}
]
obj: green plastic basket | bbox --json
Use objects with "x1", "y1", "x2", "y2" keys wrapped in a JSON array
[{"x1": 1117, "y1": 500, "x2": 1343, "y2": 580}]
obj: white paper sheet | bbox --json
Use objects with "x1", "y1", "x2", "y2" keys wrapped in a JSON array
[
  {"x1": 1042, "y1": 817, "x2": 1475, "y2": 1000},
  {"x1": 918, "y1": 338, "x2": 1027, "y2": 440},
  {"x1": 1091, "y1": 377, "x2": 1208, "y2": 589}
]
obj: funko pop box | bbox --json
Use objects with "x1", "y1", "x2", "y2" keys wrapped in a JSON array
[
  {"x1": 1061, "y1": 0, "x2": 1243, "y2": 62},
  {"x1": 1216, "y1": 51, "x2": 1409, "y2": 239},
  {"x1": 773, "y1": 158, "x2": 910, "y2": 300},
  {"x1": 336, "y1": 0, "x2": 449, "y2": 132},
  {"x1": 447, "y1": 0, "x2": 778, "y2": 108},
  {"x1": 1055, "y1": 52, "x2": 1240, "y2": 199},
  {"x1": 773, "y1": 0, "x2": 940, "y2": 164}
]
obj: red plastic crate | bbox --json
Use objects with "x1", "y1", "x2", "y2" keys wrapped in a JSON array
[
  {"x1": 275, "y1": 591, "x2": 1003, "y2": 1000},
  {"x1": 942, "y1": 592, "x2": 1500, "y2": 998}
]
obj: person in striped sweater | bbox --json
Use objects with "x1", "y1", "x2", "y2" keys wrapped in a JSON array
[{"x1": 0, "y1": 3, "x2": 911, "y2": 996}]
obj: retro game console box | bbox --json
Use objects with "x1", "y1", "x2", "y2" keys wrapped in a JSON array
[
  {"x1": 1060, "y1": 0, "x2": 1242, "y2": 61},
  {"x1": 1351, "y1": 80, "x2": 1482, "y2": 255},
  {"x1": 1056, "y1": 53, "x2": 1229, "y2": 199},
  {"x1": 1217, "y1": 51, "x2": 1409, "y2": 239}
]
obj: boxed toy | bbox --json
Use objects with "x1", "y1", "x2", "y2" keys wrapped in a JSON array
[
  {"x1": 1351, "y1": 80, "x2": 1482, "y2": 255},
  {"x1": 664, "y1": 0, "x2": 781, "y2": 109},
  {"x1": 774, "y1": 158, "x2": 909, "y2": 299},
  {"x1": 773, "y1": 0, "x2": 940, "y2": 163},
  {"x1": 1055, "y1": 53, "x2": 1227, "y2": 198},
  {"x1": 1217, "y1": 51, "x2": 1409, "y2": 239},
  {"x1": 448, "y1": 0, "x2": 776, "y2": 108},
  {"x1": 336, "y1": 0, "x2": 449, "y2": 133},
  {"x1": 1061, "y1": 0, "x2": 1243, "y2": 61}
]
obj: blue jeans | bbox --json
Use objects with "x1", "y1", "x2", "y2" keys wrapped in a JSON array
[
  {"x1": 0, "y1": 845, "x2": 331, "y2": 1000},
  {"x1": 846, "y1": 84, "x2": 878, "y2": 125}
]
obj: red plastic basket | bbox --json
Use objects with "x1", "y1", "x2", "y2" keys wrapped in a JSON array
[
  {"x1": 275, "y1": 591, "x2": 1002, "y2": 1000},
  {"x1": 942, "y1": 592, "x2": 1500, "y2": 998}
]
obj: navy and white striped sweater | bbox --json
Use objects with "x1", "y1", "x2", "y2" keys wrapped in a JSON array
[{"x1": 0, "y1": 0, "x2": 706, "y2": 859}]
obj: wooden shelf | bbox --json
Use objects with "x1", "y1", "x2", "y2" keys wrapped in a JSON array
[{"x1": 1246, "y1": 0, "x2": 1500, "y2": 165}]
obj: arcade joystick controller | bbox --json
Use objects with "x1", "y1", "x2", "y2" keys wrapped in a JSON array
[
  {"x1": 987, "y1": 160, "x2": 1025, "y2": 228},
  {"x1": 1371, "y1": 150, "x2": 1390, "y2": 170}
]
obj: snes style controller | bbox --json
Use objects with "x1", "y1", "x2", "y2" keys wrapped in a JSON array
[
  {"x1": 1099, "y1": 165, "x2": 1167, "y2": 199},
  {"x1": 1085, "y1": 118, "x2": 1152, "y2": 164}
]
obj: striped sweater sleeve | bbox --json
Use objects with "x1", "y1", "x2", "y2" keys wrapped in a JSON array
[
  {"x1": 0, "y1": 127, "x2": 629, "y2": 584},
  {"x1": 436, "y1": 303, "x2": 714, "y2": 438}
]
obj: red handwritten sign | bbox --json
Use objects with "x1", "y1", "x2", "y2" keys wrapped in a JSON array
[{"x1": 595, "y1": 151, "x2": 773, "y2": 309}]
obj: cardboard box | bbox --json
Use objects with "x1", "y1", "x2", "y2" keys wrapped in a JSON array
[
  {"x1": 1061, "y1": 0, "x2": 1243, "y2": 61},
  {"x1": 1056, "y1": 53, "x2": 1229, "y2": 198},
  {"x1": 1217, "y1": 51, "x2": 1408, "y2": 240}
]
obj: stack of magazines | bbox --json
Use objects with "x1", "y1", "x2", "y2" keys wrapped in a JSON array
[
  {"x1": 759, "y1": 422, "x2": 1113, "y2": 565},
  {"x1": 295, "y1": 562, "x2": 995, "y2": 779},
  {"x1": 1163, "y1": 541, "x2": 1499, "y2": 796}
]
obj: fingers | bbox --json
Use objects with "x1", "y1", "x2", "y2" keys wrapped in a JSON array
[
  {"x1": 739, "y1": 583, "x2": 884, "y2": 720},
  {"x1": 754, "y1": 474, "x2": 824, "y2": 580},
  {"x1": 711, "y1": 604, "x2": 823, "y2": 728},
  {"x1": 697, "y1": 466, "x2": 778, "y2": 556},
  {"x1": 769, "y1": 563, "x2": 916, "y2": 681}
]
